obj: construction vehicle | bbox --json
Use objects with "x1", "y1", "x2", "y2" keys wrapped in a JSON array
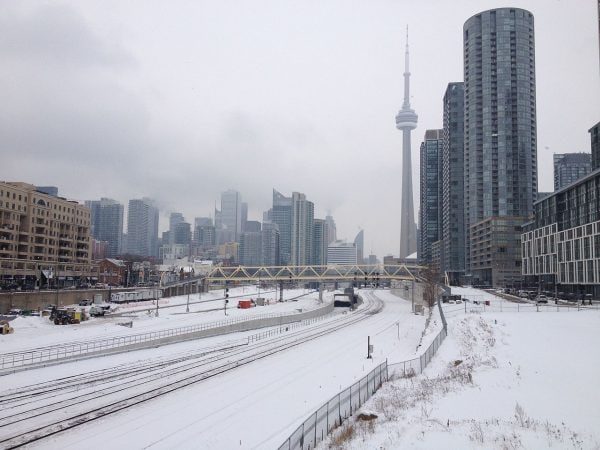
[{"x1": 49, "y1": 307, "x2": 81, "y2": 325}]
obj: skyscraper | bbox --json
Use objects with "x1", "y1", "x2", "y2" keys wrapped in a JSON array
[
  {"x1": 272, "y1": 189, "x2": 293, "y2": 264},
  {"x1": 419, "y1": 130, "x2": 443, "y2": 265},
  {"x1": 127, "y1": 198, "x2": 159, "y2": 258},
  {"x1": 291, "y1": 192, "x2": 314, "y2": 266},
  {"x1": 464, "y1": 8, "x2": 537, "y2": 286},
  {"x1": 354, "y1": 230, "x2": 364, "y2": 265},
  {"x1": 312, "y1": 219, "x2": 329, "y2": 265},
  {"x1": 442, "y1": 82, "x2": 465, "y2": 284},
  {"x1": 261, "y1": 222, "x2": 280, "y2": 266},
  {"x1": 324, "y1": 214, "x2": 337, "y2": 244},
  {"x1": 220, "y1": 189, "x2": 242, "y2": 242},
  {"x1": 239, "y1": 231, "x2": 262, "y2": 266},
  {"x1": 396, "y1": 29, "x2": 418, "y2": 258},
  {"x1": 553, "y1": 153, "x2": 592, "y2": 191},
  {"x1": 85, "y1": 198, "x2": 124, "y2": 258}
]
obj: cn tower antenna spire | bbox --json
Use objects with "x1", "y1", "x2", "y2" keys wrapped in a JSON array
[{"x1": 396, "y1": 25, "x2": 418, "y2": 259}]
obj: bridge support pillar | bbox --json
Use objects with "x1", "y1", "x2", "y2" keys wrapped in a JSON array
[
  {"x1": 319, "y1": 283, "x2": 323, "y2": 302},
  {"x1": 279, "y1": 282, "x2": 284, "y2": 302}
]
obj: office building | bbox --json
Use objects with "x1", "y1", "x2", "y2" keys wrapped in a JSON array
[
  {"x1": 169, "y1": 212, "x2": 184, "y2": 234},
  {"x1": 290, "y1": 192, "x2": 314, "y2": 266},
  {"x1": 442, "y1": 82, "x2": 466, "y2": 284},
  {"x1": 272, "y1": 189, "x2": 293, "y2": 264},
  {"x1": 173, "y1": 222, "x2": 191, "y2": 245},
  {"x1": 327, "y1": 241, "x2": 357, "y2": 265},
  {"x1": 0, "y1": 182, "x2": 92, "y2": 283},
  {"x1": 244, "y1": 221, "x2": 261, "y2": 233},
  {"x1": 396, "y1": 31, "x2": 418, "y2": 258},
  {"x1": 85, "y1": 198, "x2": 124, "y2": 258},
  {"x1": 241, "y1": 202, "x2": 248, "y2": 232},
  {"x1": 127, "y1": 198, "x2": 159, "y2": 258},
  {"x1": 354, "y1": 230, "x2": 364, "y2": 264},
  {"x1": 325, "y1": 214, "x2": 337, "y2": 244},
  {"x1": 261, "y1": 222, "x2": 280, "y2": 266},
  {"x1": 220, "y1": 189, "x2": 242, "y2": 242},
  {"x1": 553, "y1": 153, "x2": 592, "y2": 191},
  {"x1": 239, "y1": 231, "x2": 262, "y2": 266},
  {"x1": 312, "y1": 219, "x2": 329, "y2": 265},
  {"x1": 195, "y1": 224, "x2": 216, "y2": 248},
  {"x1": 464, "y1": 8, "x2": 537, "y2": 286},
  {"x1": 419, "y1": 129, "x2": 443, "y2": 265}
]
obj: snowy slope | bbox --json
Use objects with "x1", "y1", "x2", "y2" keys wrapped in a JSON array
[{"x1": 321, "y1": 289, "x2": 600, "y2": 449}]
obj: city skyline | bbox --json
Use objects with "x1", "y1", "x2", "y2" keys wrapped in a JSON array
[{"x1": 1, "y1": 1, "x2": 598, "y2": 257}]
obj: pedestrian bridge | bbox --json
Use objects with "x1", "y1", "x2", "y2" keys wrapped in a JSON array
[{"x1": 205, "y1": 264, "x2": 421, "y2": 283}]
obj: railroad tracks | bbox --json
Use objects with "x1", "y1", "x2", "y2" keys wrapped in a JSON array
[{"x1": 0, "y1": 292, "x2": 383, "y2": 448}]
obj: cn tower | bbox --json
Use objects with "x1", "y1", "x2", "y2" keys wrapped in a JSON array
[{"x1": 395, "y1": 28, "x2": 418, "y2": 259}]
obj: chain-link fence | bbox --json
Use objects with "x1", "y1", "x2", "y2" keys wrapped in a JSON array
[
  {"x1": 278, "y1": 298, "x2": 449, "y2": 449},
  {"x1": 442, "y1": 300, "x2": 600, "y2": 319},
  {"x1": 278, "y1": 361, "x2": 388, "y2": 450}
]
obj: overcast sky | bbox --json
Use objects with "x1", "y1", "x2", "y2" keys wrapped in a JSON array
[{"x1": 1, "y1": 0, "x2": 599, "y2": 258}]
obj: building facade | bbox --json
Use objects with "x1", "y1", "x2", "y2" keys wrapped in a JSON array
[
  {"x1": 220, "y1": 189, "x2": 242, "y2": 242},
  {"x1": 272, "y1": 189, "x2": 293, "y2": 265},
  {"x1": 85, "y1": 198, "x2": 124, "y2": 258},
  {"x1": 419, "y1": 129, "x2": 443, "y2": 265},
  {"x1": 442, "y1": 82, "x2": 466, "y2": 284},
  {"x1": 0, "y1": 181, "x2": 92, "y2": 285},
  {"x1": 290, "y1": 192, "x2": 314, "y2": 266},
  {"x1": 239, "y1": 231, "x2": 262, "y2": 266},
  {"x1": 590, "y1": 121, "x2": 600, "y2": 170},
  {"x1": 312, "y1": 219, "x2": 328, "y2": 266},
  {"x1": 261, "y1": 222, "x2": 280, "y2": 266},
  {"x1": 464, "y1": 8, "x2": 537, "y2": 286},
  {"x1": 553, "y1": 153, "x2": 592, "y2": 191},
  {"x1": 522, "y1": 168, "x2": 600, "y2": 298},
  {"x1": 327, "y1": 241, "x2": 357, "y2": 265},
  {"x1": 126, "y1": 198, "x2": 159, "y2": 258}
]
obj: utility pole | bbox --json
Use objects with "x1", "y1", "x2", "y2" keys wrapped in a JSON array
[{"x1": 186, "y1": 283, "x2": 190, "y2": 313}]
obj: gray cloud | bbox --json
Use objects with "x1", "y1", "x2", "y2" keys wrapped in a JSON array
[{"x1": 0, "y1": 0, "x2": 598, "y2": 257}]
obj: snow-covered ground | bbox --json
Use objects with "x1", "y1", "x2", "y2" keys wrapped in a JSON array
[
  {"x1": 0, "y1": 289, "x2": 431, "y2": 449},
  {"x1": 321, "y1": 287, "x2": 600, "y2": 449},
  {"x1": 0, "y1": 286, "x2": 323, "y2": 353}
]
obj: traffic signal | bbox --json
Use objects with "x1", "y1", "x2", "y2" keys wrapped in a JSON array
[{"x1": 225, "y1": 287, "x2": 229, "y2": 303}]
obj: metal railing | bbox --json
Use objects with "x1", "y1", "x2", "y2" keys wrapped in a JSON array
[
  {"x1": 0, "y1": 306, "x2": 330, "y2": 371},
  {"x1": 279, "y1": 298, "x2": 449, "y2": 449},
  {"x1": 278, "y1": 361, "x2": 388, "y2": 450}
]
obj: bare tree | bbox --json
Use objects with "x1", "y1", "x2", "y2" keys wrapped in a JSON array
[{"x1": 421, "y1": 265, "x2": 440, "y2": 308}]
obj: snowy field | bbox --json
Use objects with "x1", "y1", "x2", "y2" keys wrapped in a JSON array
[
  {"x1": 0, "y1": 288, "x2": 430, "y2": 449},
  {"x1": 321, "y1": 287, "x2": 600, "y2": 449}
]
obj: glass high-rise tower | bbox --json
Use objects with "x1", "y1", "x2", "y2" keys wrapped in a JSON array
[{"x1": 463, "y1": 8, "x2": 537, "y2": 286}]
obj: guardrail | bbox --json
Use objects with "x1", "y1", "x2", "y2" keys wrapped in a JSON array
[
  {"x1": 0, "y1": 303, "x2": 333, "y2": 372},
  {"x1": 278, "y1": 297, "x2": 449, "y2": 449}
]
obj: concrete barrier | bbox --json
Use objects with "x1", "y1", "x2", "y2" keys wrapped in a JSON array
[
  {"x1": 0, "y1": 288, "x2": 139, "y2": 313},
  {"x1": 0, "y1": 302, "x2": 335, "y2": 374}
]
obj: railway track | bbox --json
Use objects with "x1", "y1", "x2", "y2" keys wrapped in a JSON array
[{"x1": 0, "y1": 292, "x2": 384, "y2": 449}]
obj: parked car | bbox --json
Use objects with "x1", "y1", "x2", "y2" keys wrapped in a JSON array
[
  {"x1": 78, "y1": 299, "x2": 93, "y2": 306},
  {"x1": 535, "y1": 295, "x2": 548, "y2": 304}
]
